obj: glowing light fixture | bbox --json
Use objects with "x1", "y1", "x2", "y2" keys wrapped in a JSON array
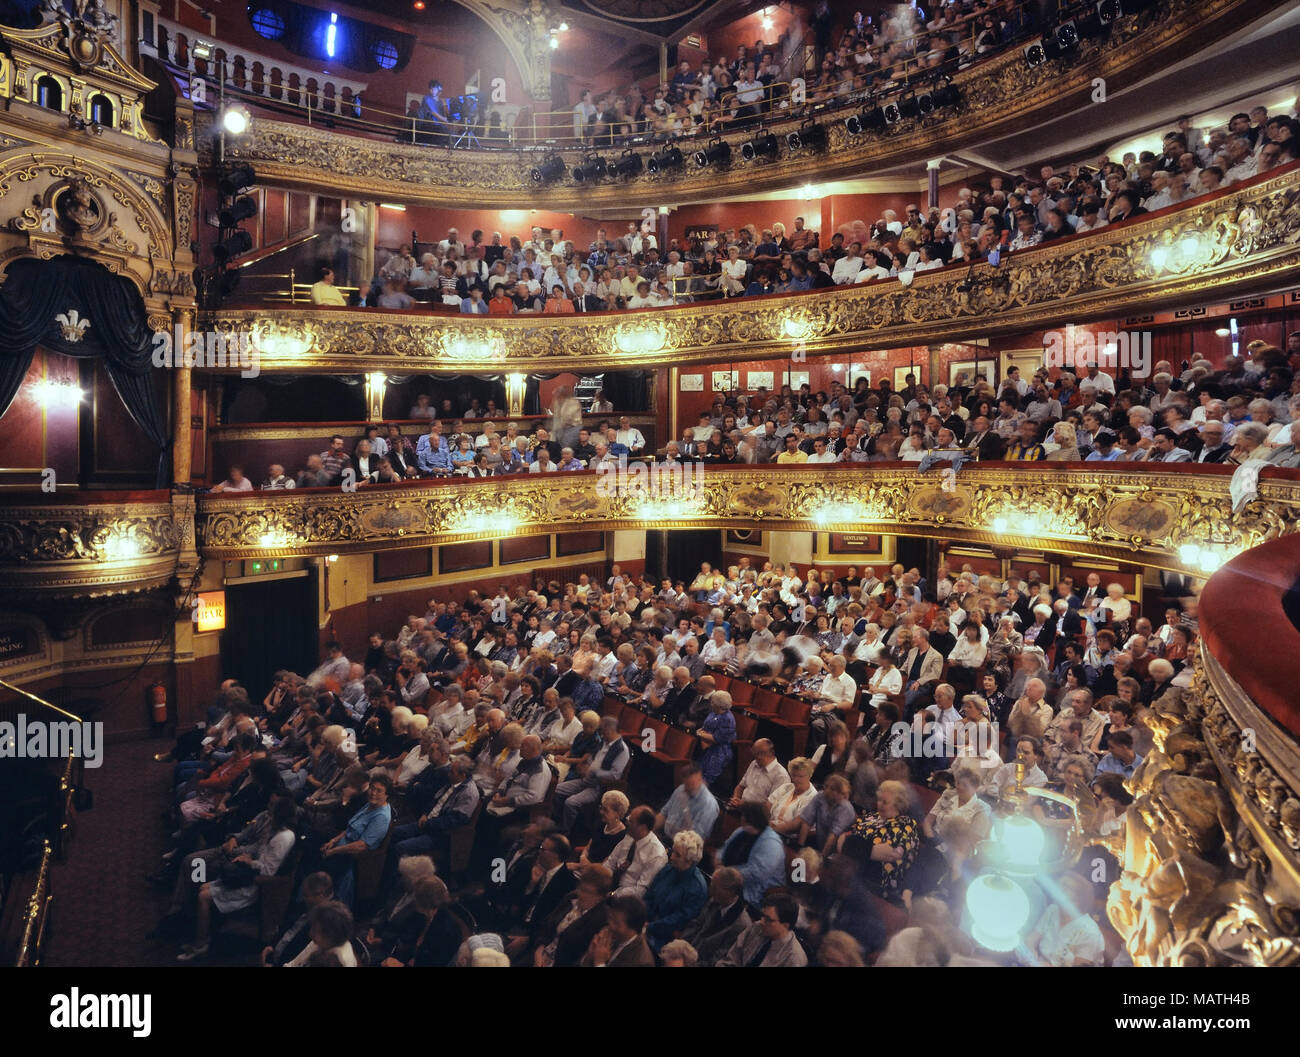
[
  {"x1": 30, "y1": 378, "x2": 84, "y2": 409},
  {"x1": 326, "y1": 12, "x2": 338, "y2": 59},
  {"x1": 999, "y1": 814, "x2": 1046, "y2": 870},
  {"x1": 221, "y1": 105, "x2": 252, "y2": 135},
  {"x1": 965, "y1": 874, "x2": 1031, "y2": 952}
]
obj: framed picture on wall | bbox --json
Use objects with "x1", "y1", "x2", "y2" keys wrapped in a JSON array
[
  {"x1": 948, "y1": 360, "x2": 997, "y2": 388},
  {"x1": 747, "y1": 370, "x2": 774, "y2": 391},
  {"x1": 784, "y1": 370, "x2": 809, "y2": 389},
  {"x1": 712, "y1": 370, "x2": 738, "y2": 392},
  {"x1": 726, "y1": 529, "x2": 763, "y2": 546},
  {"x1": 850, "y1": 369, "x2": 872, "y2": 388},
  {"x1": 679, "y1": 373, "x2": 704, "y2": 392}
]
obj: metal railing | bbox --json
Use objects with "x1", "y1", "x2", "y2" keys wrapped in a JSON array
[
  {"x1": 176, "y1": 0, "x2": 1055, "y2": 151},
  {"x1": 14, "y1": 840, "x2": 53, "y2": 968}
]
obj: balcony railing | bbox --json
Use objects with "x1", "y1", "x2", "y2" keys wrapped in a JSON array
[
  {"x1": 193, "y1": 462, "x2": 1300, "y2": 576},
  {"x1": 196, "y1": 0, "x2": 1280, "y2": 208},
  {"x1": 202, "y1": 163, "x2": 1300, "y2": 373}
]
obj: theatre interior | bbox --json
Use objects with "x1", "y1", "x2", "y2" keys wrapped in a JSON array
[{"x1": 0, "y1": 0, "x2": 1299, "y2": 970}]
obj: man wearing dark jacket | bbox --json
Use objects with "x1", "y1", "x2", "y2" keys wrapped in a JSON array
[
  {"x1": 679, "y1": 866, "x2": 752, "y2": 966},
  {"x1": 532, "y1": 864, "x2": 612, "y2": 966}
]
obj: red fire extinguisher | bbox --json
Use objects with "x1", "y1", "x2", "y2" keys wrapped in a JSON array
[{"x1": 150, "y1": 682, "x2": 168, "y2": 726}]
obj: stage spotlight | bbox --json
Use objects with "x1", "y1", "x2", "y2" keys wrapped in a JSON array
[
  {"x1": 898, "y1": 94, "x2": 920, "y2": 119},
  {"x1": 693, "y1": 137, "x2": 731, "y2": 168},
  {"x1": 785, "y1": 120, "x2": 827, "y2": 151},
  {"x1": 572, "y1": 155, "x2": 607, "y2": 182},
  {"x1": 845, "y1": 106, "x2": 885, "y2": 135},
  {"x1": 915, "y1": 91, "x2": 935, "y2": 116},
  {"x1": 1096, "y1": 0, "x2": 1121, "y2": 18},
  {"x1": 213, "y1": 229, "x2": 254, "y2": 263},
  {"x1": 882, "y1": 100, "x2": 902, "y2": 124},
  {"x1": 932, "y1": 80, "x2": 962, "y2": 108},
  {"x1": 529, "y1": 154, "x2": 566, "y2": 184},
  {"x1": 218, "y1": 196, "x2": 258, "y2": 227},
  {"x1": 221, "y1": 104, "x2": 251, "y2": 135},
  {"x1": 646, "y1": 145, "x2": 684, "y2": 173},
  {"x1": 219, "y1": 165, "x2": 257, "y2": 196},
  {"x1": 1024, "y1": 40, "x2": 1046, "y2": 67},
  {"x1": 740, "y1": 129, "x2": 779, "y2": 162},
  {"x1": 1055, "y1": 21, "x2": 1080, "y2": 49},
  {"x1": 613, "y1": 149, "x2": 643, "y2": 177}
]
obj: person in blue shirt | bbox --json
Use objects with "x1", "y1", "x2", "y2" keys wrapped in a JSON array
[
  {"x1": 321, "y1": 771, "x2": 392, "y2": 906},
  {"x1": 657, "y1": 766, "x2": 720, "y2": 842},
  {"x1": 1085, "y1": 429, "x2": 1122, "y2": 461},
  {"x1": 415, "y1": 425, "x2": 453, "y2": 476},
  {"x1": 718, "y1": 801, "x2": 786, "y2": 910},
  {"x1": 459, "y1": 288, "x2": 489, "y2": 314},
  {"x1": 644, "y1": 830, "x2": 709, "y2": 951},
  {"x1": 1095, "y1": 730, "x2": 1143, "y2": 779}
]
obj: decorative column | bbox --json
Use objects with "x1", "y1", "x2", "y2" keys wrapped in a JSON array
[
  {"x1": 927, "y1": 158, "x2": 941, "y2": 210},
  {"x1": 171, "y1": 309, "x2": 194, "y2": 486},
  {"x1": 365, "y1": 371, "x2": 387, "y2": 421}
]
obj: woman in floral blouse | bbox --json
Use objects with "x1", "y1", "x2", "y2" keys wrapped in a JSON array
[{"x1": 838, "y1": 779, "x2": 921, "y2": 904}]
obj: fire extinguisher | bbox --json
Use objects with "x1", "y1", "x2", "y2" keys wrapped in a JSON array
[{"x1": 150, "y1": 681, "x2": 168, "y2": 726}]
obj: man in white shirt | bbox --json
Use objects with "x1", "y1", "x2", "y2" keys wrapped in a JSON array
[
  {"x1": 614, "y1": 416, "x2": 646, "y2": 456},
  {"x1": 720, "y1": 247, "x2": 748, "y2": 295},
  {"x1": 606, "y1": 806, "x2": 668, "y2": 898},
  {"x1": 832, "y1": 243, "x2": 865, "y2": 284},
  {"x1": 817, "y1": 655, "x2": 857, "y2": 711},
  {"x1": 807, "y1": 437, "x2": 839, "y2": 463},
  {"x1": 727, "y1": 739, "x2": 789, "y2": 807}
]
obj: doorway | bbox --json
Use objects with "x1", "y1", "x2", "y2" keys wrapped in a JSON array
[
  {"x1": 220, "y1": 572, "x2": 318, "y2": 699},
  {"x1": 646, "y1": 529, "x2": 723, "y2": 586}
]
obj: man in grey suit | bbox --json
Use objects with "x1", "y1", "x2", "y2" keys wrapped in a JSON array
[
  {"x1": 718, "y1": 892, "x2": 808, "y2": 967},
  {"x1": 679, "y1": 867, "x2": 752, "y2": 966}
]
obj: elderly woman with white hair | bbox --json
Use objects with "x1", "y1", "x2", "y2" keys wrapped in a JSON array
[
  {"x1": 644, "y1": 829, "x2": 709, "y2": 951},
  {"x1": 1023, "y1": 602, "x2": 1056, "y2": 650},
  {"x1": 1098, "y1": 583, "x2": 1132, "y2": 637}
]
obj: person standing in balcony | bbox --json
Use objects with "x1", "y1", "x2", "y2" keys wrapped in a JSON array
[
  {"x1": 418, "y1": 80, "x2": 450, "y2": 145},
  {"x1": 550, "y1": 386, "x2": 583, "y2": 451}
]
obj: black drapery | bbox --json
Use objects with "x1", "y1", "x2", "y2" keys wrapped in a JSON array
[{"x1": 0, "y1": 255, "x2": 170, "y2": 485}]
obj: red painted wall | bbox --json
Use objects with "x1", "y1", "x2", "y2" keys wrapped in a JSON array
[{"x1": 377, "y1": 206, "x2": 629, "y2": 255}]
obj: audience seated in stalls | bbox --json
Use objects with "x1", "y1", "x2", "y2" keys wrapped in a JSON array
[{"x1": 155, "y1": 542, "x2": 1192, "y2": 966}]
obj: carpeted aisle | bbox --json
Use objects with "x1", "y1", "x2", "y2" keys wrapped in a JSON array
[{"x1": 44, "y1": 737, "x2": 179, "y2": 967}]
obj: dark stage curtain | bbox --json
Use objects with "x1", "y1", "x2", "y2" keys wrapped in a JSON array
[{"x1": 0, "y1": 255, "x2": 170, "y2": 485}]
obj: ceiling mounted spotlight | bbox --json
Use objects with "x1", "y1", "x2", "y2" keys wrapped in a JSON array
[
  {"x1": 529, "y1": 154, "x2": 566, "y2": 184},
  {"x1": 882, "y1": 100, "x2": 902, "y2": 124},
  {"x1": 213, "y1": 229, "x2": 254, "y2": 263},
  {"x1": 219, "y1": 165, "x2": 257, "y2": 196},
  {"x1": 1097, "y1": 0, "x2": 1121, "y2": 18},
  {"x1": 785, "y1": 120, "x2": 826, "y2": 151},
  {"x1": 1055, "y1": 20, "x2": 1080, "y2": 49},
  {"x1": 693, "y1": 137, "x2": 731, "y2": 168},
  {"x1": 915, "y1": 91, "x2": 935, "y2": 116},
  {"x1": 740, "y1": 128, "x2": 779, "y2": 162},
  {"x1": 613, "y1": 149, "x2": 643, "y2": 178},
  {"x1": 218, "y1": 196, "x2": 258, "y2": 227},
  {"x1": 646, "y1": 145, "x2": 684, "y2": 173},
  {"x1": 572, "y1": 154, "x2": 608, "y2": 182},
  {"x1": 1023, "y1": 40, "x2": 1046, "y2": 67}
]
